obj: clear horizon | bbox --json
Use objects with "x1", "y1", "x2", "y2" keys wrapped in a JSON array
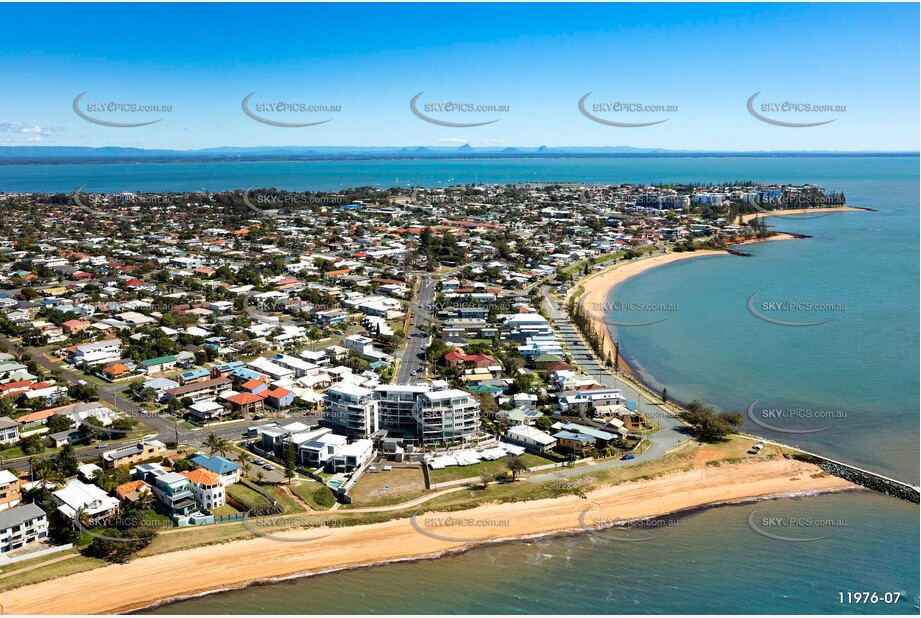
[{"x1": 0, "y1": 3, "x2": 918, "y2": 152}]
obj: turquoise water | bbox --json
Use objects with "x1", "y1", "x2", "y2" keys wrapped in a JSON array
[
  {"x1": 0, "y1": 156, "x2": 915, "y2": 194},
  {"x1": 2, "y1": 156, "x2": 916, "y2": 613},
  {"x1": 145, "y1": 492, "x2": 919, "y2": 615},
  {"x1": 609, "y1": 172, "x2": 919, "y2": 483}
]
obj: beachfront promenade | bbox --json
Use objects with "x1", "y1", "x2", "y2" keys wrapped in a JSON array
[{"x1": 532, "y1": 288, "x2": 692, "y2": 482}]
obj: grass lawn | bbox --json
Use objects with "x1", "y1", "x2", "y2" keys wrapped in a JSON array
[
  {"x1": 290, "y1": 480, "x2": 335, "y2": 511},
  {"x1": 429, "y1": 453, "x2": 554, "y2": 484},
  {"x1": 341, "y1": 467, "x2": 427, "y2": 509},
  {"x1": 259, "y1": 483, "x2": 307, "y2": 514},
  {"x1": 0, "y1": 554, "x2": 104, "y2": 593},
  {"x1": 226, "y1": 483, "x2": 271, "y2": 511},
  {"x1": 210, "y1": 504, "x2": 242, "y2": 517}
]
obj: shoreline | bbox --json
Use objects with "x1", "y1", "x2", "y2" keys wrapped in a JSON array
[
  {"x1": 0, "y1": 457, "x2": 856, "y2": 614},
  {"x1": 138, "y1": 487, "x2": 860, "y2": 615},
  {"x1": 739, "y1": 205, "x2": 866, "y2": 223},
  {"x1": 577, "y1": 233, "x2": 798, "y2": 380}
]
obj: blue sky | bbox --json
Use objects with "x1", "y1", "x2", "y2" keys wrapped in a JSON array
[{"x1": 0, "y1": 3, "x2": 917, "y2": 151}]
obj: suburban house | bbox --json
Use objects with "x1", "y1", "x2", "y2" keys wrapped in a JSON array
[
  {"x1": 179, "y1": 469, "x2": 225, "y2": 510},
  {"x1": 325, "y1": 439, "x2": 374, "y2": 473},
  {"x1": 61, "y1": 319, "x2": 91, "y2": 335},
  {"x1": 298, "y1": 432, "x2": 348, "y2": 468},
  {"x1": 507, "y1": 425, "x2": 558, "y2": 454},
  {"x1": 164, "y1": 377, "x2": 232, "y2": 402},
  {"x1": 0, "y1": 503, "x2": 48, "y2": 554},
  {"x1": 142, "y1": 377, "x2": 180, "y2": 401},
  {"x1": 263, "y1": 387, "x2": 294, "y2": 409},
  {"x1": 188, "y1": 400, "x2": 228, "y2": 422},
  {"x1": 100, "y1": 440, "x2": 167, "y2": 470},
  {"x1": 114, "y1": 479, "x2": 153, "y2": 504},
  {"x1": 190, "y1": 455, "x2": 240, "y2": 486},
  {"x1": 45, "y1": 401, "x2": 118, "y2": 429},
  {"x1": 552, "y1": 430, "x2": 596, "y2": 453},
  {"x1": 223, "y1": 392, "x2": 265, "y2": 416},
  {"x1": 140, "y1": 355, "x2": 177, "y2": 375},
  {"x1": 71, "y1": 338, "x2": 122, "y2": 368},
  {"x1": 0, "y1": 417, "x2": 19, "y2": 445},
  {"x1": 146, "y1": 471, "x2": 198, "y2": 521},
  {"x1": 52, "y1": 479, "x2": 120, "y2": 524},
  {"x1": 0, "y1": 470, "x2": 22, "y2": 511}
]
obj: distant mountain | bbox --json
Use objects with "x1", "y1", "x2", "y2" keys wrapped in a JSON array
[{"x1": 0, "y1": 145, "x2": 914, "y2": 164}]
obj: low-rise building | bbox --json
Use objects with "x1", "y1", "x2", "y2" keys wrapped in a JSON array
[
  {"x1": 0, "y1": 417, "x2": 19, "y2": 445},
  {"x1": 101, "y1": 440, "x2": 167, "y2": 470},
  {"x1": 0, "y1": 470, "x2": 22, "y2": 511},
  {"x1": 52, "y1": 479, "x2": 120, "y2": 524},
  {"x1": 507, "y1": 425, "x2": 557, "y2": 453},
  {"x1": 190, "y1": 455, "x2": 240, "y2": 486},
  {"x1": 179, "y1": 469, "x2": 225, "y2": 511},
  {"x1": 0, "y1": 503, "x2": 48, "y2": 554}
]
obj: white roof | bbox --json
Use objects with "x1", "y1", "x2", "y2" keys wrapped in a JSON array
[
  {"x1": 508, "y1": 425, "x2": 557, "y2": 446},
  {"x1": 0, "y1": 470, "x2": 18, "y2": 486}
]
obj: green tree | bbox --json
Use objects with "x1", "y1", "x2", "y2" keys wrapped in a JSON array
[
  {"x1": 506, "y1": 456, "x2": 528, "y2": 481},
  {"x1": 312, "y1": 485, "x2": 336, "y2": 508}
]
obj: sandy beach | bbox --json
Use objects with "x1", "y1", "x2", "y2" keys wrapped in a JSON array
[
  {"x1": 739, "y1": 206, "x2": 865, "y2": 223},
  {"x1": 0, "y1": 457, "x2": 855, "y2": 615},
  {"x1": 576, "y1": 233, "x2": 796, "y2": 374}
]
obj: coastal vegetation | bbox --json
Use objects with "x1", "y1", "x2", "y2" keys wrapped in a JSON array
[{"x1": 680, "y1": 400, "x2": 744, "y2": 442}]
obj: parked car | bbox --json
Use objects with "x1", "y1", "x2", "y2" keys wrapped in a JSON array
[
  {"x1": 96, "y1": 443, "x2": 107, "y2": 449},
  {"x1": 621, "y1": 453, "x2": 635, "y2": 460},
  {"x1": 253, "y1": 458, "x2": 265, "y2": 465},
  {"x1": 262, "y1": 463, "x2": 274, "y2": 470}
]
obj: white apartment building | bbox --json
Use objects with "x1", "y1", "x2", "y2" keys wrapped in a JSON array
[
  {"x1": 372, "y1": 384, "x2": 481, "y2": 446},
  {"x1": 0, "y1": 504, "x2": 48, "y2": 554},
  {"x1": 323, "y1": 383, "x2": 379, "y2": 438}
]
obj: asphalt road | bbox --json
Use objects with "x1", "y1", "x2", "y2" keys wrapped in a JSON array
[
  {"x1": 394, "y1": 274, "x2": 435, "y2": 384},
  {"x1": 0, "y1": 335, "x2": 292, "y2": 474},
  {"x1": 532, "y1": 289, "x2": 693, "y2": 481}
]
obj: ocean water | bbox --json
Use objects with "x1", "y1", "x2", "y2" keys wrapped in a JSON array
[
  {"x1": 609, "y1": 172, "x2": 919, "y2": 484},
  {"x1": 2, "y1": 156, "x2": 916, "y2": 613},
  {"x1": 0, "y1": 155, "x2": 915, "y2": 194},
  {"x1": 145, "y1": 492, "x2": 919, "y2": 615}
]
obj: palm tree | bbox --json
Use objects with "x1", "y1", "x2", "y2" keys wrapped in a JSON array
[
  {"x1": 205, "y1": 433, "x2": 231, "y2": 457},
  {"x1": 204, "y1": 433, "x2": 221, "y2": 456},
  {"x1": 256, "y1": 470, "x2": 265, "y2": 484},
  {"x1": 136, "y1": 488, "x2": 154, "y2": 511},
  {"x1": 214, "y1": 438, "x2": 231, "y2": 458},
  {"x1": 236, "y1": 451, "x2": 252, "y2": 478}
]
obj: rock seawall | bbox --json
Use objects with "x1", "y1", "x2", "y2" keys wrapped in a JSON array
[{"x1": 817, "y1": 460, "x2": 919, "y2": 504}]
